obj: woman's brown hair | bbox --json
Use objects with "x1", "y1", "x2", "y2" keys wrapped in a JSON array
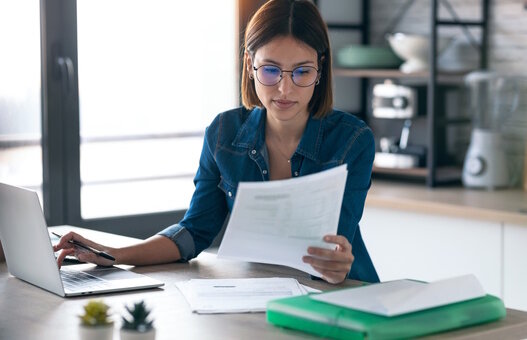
[{"x1": 241, "y1": 0, "x2": 333, "y2": 118}]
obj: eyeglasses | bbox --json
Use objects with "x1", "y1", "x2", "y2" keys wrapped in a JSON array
[{"x1": 252, "y1": 65, "x2": 320, "y2": 87}]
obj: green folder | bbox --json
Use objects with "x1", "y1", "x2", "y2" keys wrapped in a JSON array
[{"x1": 267, "y1": 294, "x2": 506, "y2": 340}]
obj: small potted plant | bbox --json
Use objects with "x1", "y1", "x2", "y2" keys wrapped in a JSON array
[
  {"x1": 120, "y1": 300, "x2": 156, "y2": 340},
  {"x1": 78, "y1": 299, "x2": 114, "y2": 340}
]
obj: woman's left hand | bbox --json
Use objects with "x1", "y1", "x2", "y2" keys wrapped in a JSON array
[{"x1": 302, "y1": 234, "x2": 354, "y2": 284}]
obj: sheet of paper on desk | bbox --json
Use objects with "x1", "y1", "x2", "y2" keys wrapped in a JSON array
[
  {"x1": 217, "y1": 164, "x2": 348, "y2": 277},
  {"x1": 175, "y1": 277, "x2": 311, "y2": 314},
  {"x1": 310, "y1": 274, "x2": 486, "y2": 317}
]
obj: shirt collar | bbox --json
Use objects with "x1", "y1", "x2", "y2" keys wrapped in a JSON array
[
  {"x1": 296, "y1": 113, "x2": 323, "y2": 162},
  {"x1": 232, "y1": 106, "x2": 325, "y2": 162},
  {"x1": 232, "y1": 107, "x2": 266, "y2": 150}
]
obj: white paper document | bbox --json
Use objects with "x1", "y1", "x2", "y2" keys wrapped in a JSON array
[
  {"x1": 175, "y1": 277, "x2": 308, "y2": 314},
  {"x1": 217, "y1": 165, "x2": 348, "y2": 277},
  {"x1": 310, "y1": 274, "x2": 486, "y2": 317}
]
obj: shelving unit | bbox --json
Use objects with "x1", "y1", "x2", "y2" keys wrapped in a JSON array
[
  {"x1": 314, "y1": 0, "x2": 371, "y2": 122},
  {"x1": 318, "y1": 0, "x2": 490, "y2": 187},
  {"x1": 426, "y1": 0, "x2": 489, "y2": 186},
  {"x1": 333, "y1": 68, "x2": 467, "y2": 85}
]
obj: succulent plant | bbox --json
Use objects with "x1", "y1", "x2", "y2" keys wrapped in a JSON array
[
  {"x1": 121, "y1": 300, "x2": 154, "y2": 332},
  {"x1": 79, "y1": 300, "x2": 113, "y2": 327}
]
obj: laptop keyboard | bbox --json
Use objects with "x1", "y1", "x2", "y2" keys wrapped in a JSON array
[{"x1": 60, "y1": 270, "x2": 112, "y2": 291}]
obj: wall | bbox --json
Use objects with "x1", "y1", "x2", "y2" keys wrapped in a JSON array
[
  {"x1": 370, "y1": 0, "x2": 527, "y2": 73},
  {"x1": 369, "y1": 0, "x2": 527, "y2": 186}
]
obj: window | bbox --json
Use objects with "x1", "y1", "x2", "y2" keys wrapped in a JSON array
[
  {"x1": 1, "y1": 0, "x2": 238, "y2": 237},
  {"x1": 76, "y1": 1, "x2": 238, "y2": 218},
  {"x1": 0, "y1": 1, "x2": 42, "y2": 201}
]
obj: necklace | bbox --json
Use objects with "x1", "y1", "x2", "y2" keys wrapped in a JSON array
[
  {"x1": 266, "y1": 135, "x2": 295, "y2": 164},
  {"x1": 275, "y1": 147, "x2": 292, "y2": 163}
]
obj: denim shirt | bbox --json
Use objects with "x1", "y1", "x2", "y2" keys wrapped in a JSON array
[{"x1": 159, "y1": 106, "x2": 379, "y2": 283}]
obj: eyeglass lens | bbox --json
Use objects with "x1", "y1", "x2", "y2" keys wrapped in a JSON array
[{"x1": 255, "y1": 65, "x2": 318, "y2": 87}]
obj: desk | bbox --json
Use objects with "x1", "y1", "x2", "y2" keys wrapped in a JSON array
[{"x1": 1, "y1": 227, "x2": 527, "y2": 339}]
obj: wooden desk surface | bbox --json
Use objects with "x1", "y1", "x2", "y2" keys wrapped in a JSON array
[{"x1": 1, "y1": 227, "x2": 527, "y2": 339}]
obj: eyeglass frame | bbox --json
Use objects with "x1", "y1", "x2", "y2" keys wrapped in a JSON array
[{"x1": 252, "y1": 64, "x2": 321, "y2": 87}]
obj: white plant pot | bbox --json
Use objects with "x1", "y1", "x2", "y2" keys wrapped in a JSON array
[
  {"x1": 79, "y1": 324, "x2": 114, "y2": 340},
  {"x1": 120, "y1": 328, "x2": 156, "y2": 340}
]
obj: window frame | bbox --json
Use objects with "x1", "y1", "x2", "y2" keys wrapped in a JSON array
[{"x1": 40, "y1": 0, "x2": 247, "y2": 238}]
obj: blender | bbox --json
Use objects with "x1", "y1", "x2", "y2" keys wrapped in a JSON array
[{"x1": 462, "y1": 71, "x2": 519, "y2": 189}]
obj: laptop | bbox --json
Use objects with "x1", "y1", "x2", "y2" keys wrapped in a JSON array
[{"x1": 0, "y1": 182, "x2": 164, "y2": 297}]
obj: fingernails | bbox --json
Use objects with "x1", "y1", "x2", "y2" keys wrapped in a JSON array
[{"x1": 324, "y1": 236, "x2": 330, "y2": 241}]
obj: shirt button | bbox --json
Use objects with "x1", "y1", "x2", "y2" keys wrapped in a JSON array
[
  {"x1": 294, "y1": 171, "x2": 299, "y2": 177},
  {"x1": 228, "y1": 191, "x2": 233, "y2": 197},
  {"x1": 262, "y1": 170, "x2": 268, "y2": 175},
  {"x1": 251, "y1": 149, "x2": 257, "y2": 155}
]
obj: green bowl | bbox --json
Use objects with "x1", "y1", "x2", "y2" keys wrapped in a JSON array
[{"x1": 336, "y1": 45, "x2": 403, "y2": 69}]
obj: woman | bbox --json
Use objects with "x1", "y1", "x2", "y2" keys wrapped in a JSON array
[{"x1": 54, "y1": 0, "x2": 379, "y2": 284}]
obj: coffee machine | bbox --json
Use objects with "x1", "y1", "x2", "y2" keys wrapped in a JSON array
[
  {"x1": 372, "y1": 80, "x2": 427, "y2": 169},
  {"x1": 462, "y1": 71, "x2": 519, "y2": 189}
]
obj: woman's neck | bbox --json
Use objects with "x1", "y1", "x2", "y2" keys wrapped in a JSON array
[{"x1": 265, "y1": 111, "x2": 309, "y2": 145}]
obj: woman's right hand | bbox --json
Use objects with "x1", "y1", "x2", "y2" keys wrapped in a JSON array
[{"x1": 53, "y1": 231, "x2": 115, "y2": 268}]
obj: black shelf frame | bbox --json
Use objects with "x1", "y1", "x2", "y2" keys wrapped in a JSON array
[
  {"x1": 318, "y1": 0, "x2": 490, "y2": 187},
  {"x1": 313, "y1": 0, "x2": 370, "y2": 121},
  {"x1": 427, "y1": 0, "x2": 489, "y2": 186}
]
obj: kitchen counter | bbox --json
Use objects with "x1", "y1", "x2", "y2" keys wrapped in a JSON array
[
  {"x1": 362, "y1": 180, "x2": 527, "y2": 311},
  {"x1": 366, "y1": 180, "x2": 527, "y2": 225}
]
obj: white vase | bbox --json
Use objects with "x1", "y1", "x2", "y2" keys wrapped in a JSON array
[
  {"x1": 120, "y1": 328, "x2": 156, "y2": 340},
  {"x1": 79, "y1": 324, "x2": 114, "y2": 340}
]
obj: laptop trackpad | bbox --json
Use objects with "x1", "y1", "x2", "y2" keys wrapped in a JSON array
[{"x1": 83, "y1": 266, "x2": 141, "y2": 280}]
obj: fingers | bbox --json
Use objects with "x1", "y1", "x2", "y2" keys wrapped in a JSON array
[
  {"x1": 303, "y1": 257, "x2": 350, "y2": 284},
  {"x1": 303, "y1": 254, "x2": 351, "y2": 272},
  {"x1": 321, "y1": 234, "x2": 352, "y2": 252},
  {"x1": 306, "y1": 246, "x2": 349, "y2": 261},
  {"x1": 56, "y1": 248, "x2": 75, "y2": 268},
  {"x1": 53, "y1": 231, "x2": 77, "y2": 252},
  {"x1": 53, "y1": 231, "x2": 100, "y2": 252},
  {"x1": 77, "y1": 251, "x2": 113, "y2": 266},
  {"x1": 305, "y1": 236, "x2": 353, "y2": 262},
  {"x1": 53, "y1": 231, "x2": 114, "y2": 267},
  {"x1": 302, "y1": 234, "x2": 355, "y2": 284}
]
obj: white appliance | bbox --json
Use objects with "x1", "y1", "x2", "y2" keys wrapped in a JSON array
[
  {"x1": 372, "y1": 80, "x2": 418, "y2": 119},
  {"x1": 462, "y1": 71, "x2": 519, "y2": 189}
]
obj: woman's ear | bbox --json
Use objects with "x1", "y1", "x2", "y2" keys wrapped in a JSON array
[{"x1": 245, "y1": 51, "x2": 254, "y2": 79}]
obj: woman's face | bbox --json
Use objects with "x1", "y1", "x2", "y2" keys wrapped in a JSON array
[{"x1": 247, "y1": 35, "x2": 319, "y2": 125}]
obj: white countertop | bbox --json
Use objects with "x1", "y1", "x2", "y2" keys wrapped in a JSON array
[{"x1": 366, "y1": 180, "x2": 527, "y2": 225}]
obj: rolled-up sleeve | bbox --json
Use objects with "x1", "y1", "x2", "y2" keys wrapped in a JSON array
[{"x1": 158, "y1": 224, "x2": 196, "y2": 261}]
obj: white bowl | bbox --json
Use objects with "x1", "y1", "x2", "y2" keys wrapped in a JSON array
[{"x1": 387, "y1": 33, "x2": 451, "y2": 73}]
